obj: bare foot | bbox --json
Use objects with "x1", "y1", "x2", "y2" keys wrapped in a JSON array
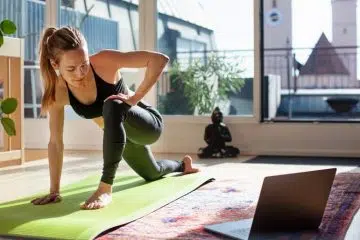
[
  {"x1": 80, "y1": 182, "x2": 113, "y2": 210},
  {"x1": 182, "y1": 155, "x2": 200, "y2": 174}
]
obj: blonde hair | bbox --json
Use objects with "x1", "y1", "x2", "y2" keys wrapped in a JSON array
[{"x1": 38, "y1": 26, "x2": 86, "y2": 115}]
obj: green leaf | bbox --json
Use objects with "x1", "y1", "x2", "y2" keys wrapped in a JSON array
[
  {"x1": 1, "y1": 117, "x2": 16, "y2": 136},
  {"x1": 1, "y1": 98, "x2": 18, "y2": 114},
  {"x1": 0, "y1": 20, "x2": 17, "y2": 34},
  {"x1": 168, "y1": 53, "x2": 246, "y2": 115},
  {"x1": 0, "y1": 31, "x2": 3, "y2": 47}
]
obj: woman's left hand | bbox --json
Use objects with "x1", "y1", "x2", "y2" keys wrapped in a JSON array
[{"x1": 104, "y1": 93, "x2": 140, "y2": 106}]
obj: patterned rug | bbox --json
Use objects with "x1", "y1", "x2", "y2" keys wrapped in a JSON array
[{"x1": 96, "y1": 171, "x2": 360, "y2": 240}]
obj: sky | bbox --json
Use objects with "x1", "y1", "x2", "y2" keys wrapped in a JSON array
[{"x1": 198, "y1": 0, "x2": 358, "y2": 50}]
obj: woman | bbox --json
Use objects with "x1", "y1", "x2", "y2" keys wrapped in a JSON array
[{"x1": 31, "y1": 26, "x2": 199, "y2": 210}]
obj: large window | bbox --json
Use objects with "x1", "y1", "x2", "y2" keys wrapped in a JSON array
[
  {"x1": 262, "y1": 0, "x2": 360, "y2": 122},
  {"x1": 156, "y1": 0, "x2": 255, "y2": 116}
]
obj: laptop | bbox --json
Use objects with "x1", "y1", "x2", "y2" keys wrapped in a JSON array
[{"x1": 204, "y1": 168, "x2": 337, "y2": 240}]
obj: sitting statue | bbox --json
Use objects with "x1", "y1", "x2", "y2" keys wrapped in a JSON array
[{"x1": 198, "y1": 107, "x2": 240, "y2": 158}]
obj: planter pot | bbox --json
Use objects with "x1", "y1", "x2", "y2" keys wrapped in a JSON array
[{"x1": 326, "y1": 97, "x2": 359, "y2": 113}]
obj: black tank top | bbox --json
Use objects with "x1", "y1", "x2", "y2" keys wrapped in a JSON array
[{"x1": 66, "y1": 64, "x2": 128, "y2": 119}]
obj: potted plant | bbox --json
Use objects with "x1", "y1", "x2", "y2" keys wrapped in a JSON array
[
  {"x1": 160, "y1": 54, "x2": 245, "y2": 115},
  {"x1": 0, "y1": 19, "x2": 18, "y2": 136}
]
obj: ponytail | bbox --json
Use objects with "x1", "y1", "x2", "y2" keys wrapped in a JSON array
[{"x1": 39, "y1": 27, "x2": 58, "y2": 116}]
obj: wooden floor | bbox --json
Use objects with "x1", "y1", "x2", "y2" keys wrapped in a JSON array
[
  {"x1": 0, "y1": 149, "x2": 101, "y2": 168},
  {"x1": 0, "y1": 150, "x2": 359, "y2": 239}
]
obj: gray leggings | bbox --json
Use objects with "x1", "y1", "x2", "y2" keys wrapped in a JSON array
[{"x1": 101, "y1": 99, "x2": 184, "y2": 185}]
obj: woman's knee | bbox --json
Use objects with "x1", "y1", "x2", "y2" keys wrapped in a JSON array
[
  {"x1": 142, "y1": 172, "x2": 162, "y2": 182},
  {"x1": 102, "y1": 99, "x2": 131, "y2": 122}
]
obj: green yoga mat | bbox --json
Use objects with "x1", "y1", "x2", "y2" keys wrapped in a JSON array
[{"x1": 0, "y1": 172, "x2": 214, "y2": 240}]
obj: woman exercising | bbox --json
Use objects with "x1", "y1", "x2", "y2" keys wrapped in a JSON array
[{"x1": 31, "y1": 26, "x2": 199, "y2": 210}]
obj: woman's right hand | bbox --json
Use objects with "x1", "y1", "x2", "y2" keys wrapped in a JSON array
[{"x1": 31, "y1": 192, "x2": 62, "y2": 205}]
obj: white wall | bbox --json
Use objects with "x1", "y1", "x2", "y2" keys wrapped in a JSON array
[
  {"x1": 24, "y1": 117, "x2": 360, "y2": 158},
  {"x1": 158, "y1": 120, "x2": 360, "y2": 157}
]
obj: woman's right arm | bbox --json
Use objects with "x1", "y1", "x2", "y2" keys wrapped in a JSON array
[
  {"x1": 48, "y1": 105, "x2": 65, "y2": 194},
  {"x1": 31, "y1": 104, "x2": 64, "y2": 205}
]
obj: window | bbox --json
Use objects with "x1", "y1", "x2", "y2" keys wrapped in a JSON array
[
  {"x1": 176, "y1": 37, "x2": 206, "y2": 67},
  {"x1": 156, "y1": 0, "x2": 255, "y2": 117},
  {"x1": 262, "y1": 0, "x2": 360, "y2": 122}
]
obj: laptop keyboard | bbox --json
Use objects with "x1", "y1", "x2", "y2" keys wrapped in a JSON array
[{"x1": 230, "y1": 228, "x2": 251, "y2": 236}]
